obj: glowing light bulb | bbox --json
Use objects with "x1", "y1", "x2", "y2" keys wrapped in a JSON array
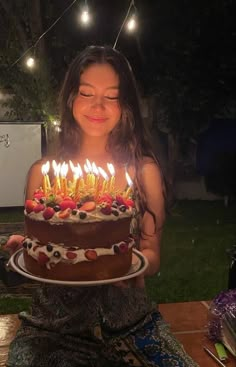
[
  {"x1": 80, "y1": 9, "x2": 90, "y2": 24},
  {"x1": 26, "y1": 57, "x2": 35, "y2": 68},
  {"x1": 126, "y1": 16, "x2": 137, "y2": 32}
]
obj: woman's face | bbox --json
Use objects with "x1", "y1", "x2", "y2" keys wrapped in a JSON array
[{"x1": 72, "y1": 63, "x2": 121, "y2": 139}]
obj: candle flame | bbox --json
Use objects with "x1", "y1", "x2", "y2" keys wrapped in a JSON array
[
  {"x1": 84, "y1": 164, "x2": 89, "y2": 174},
  {"x1": 41, "y1": 161, "x2": 50, "y2": 175},
  {"x1": 98, "y1": 167, "x2": 108, "y2": 180},
  {"x1": 107, "y1": 163, "x2": 115, "y2": 176},
  {"x1": 77, "y1": 163, "x2": 83, "y2": 177},
  {"x1": 86, "y1": 158, "x2": 92, "y2": 172},
  {"x1": 60, "y1": 162, "x2": 68, "y2": 178},
  {"x1": 125, "y1": 171, "x2": 133, "y2": 187},
  {"x1": 92, "y1": 162, "x2": 99, "y2": 175},
  {"x1": 69, "y1": 160, "x2": 75, "y2": 172},
  {"x1": 52, "y1": 160, "x2": 61, "y2": 176}
]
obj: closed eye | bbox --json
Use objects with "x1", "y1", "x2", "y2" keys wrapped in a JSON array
[
  {"x1": 79, "y1": 92, "x2": 93, "y2": 97},
  {"x1": 105, "y1": 96, "x2": 119, "y2": 100}
]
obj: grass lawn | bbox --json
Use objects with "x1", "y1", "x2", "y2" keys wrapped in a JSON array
[
  {"x1": 0, "y1": 200, "x2": 235, "y2": 314},
  {"x1": 146, "y1": 200, "x2": 236, "y2": 303}
]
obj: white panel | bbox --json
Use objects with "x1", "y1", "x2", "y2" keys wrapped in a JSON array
[{"x1": 0, "y1": 124, "x2": 42, "y2": 206}]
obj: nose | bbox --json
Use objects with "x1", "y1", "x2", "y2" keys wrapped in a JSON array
[{"x1": 92, "y1": 95, "x2": 105, "y2": 110}]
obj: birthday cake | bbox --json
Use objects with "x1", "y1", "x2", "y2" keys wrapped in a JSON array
[{"x1": 22, "y1": 160, "x2": 136, "y2": 281}]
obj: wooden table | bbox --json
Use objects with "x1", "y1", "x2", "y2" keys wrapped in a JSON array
[{"x1": 159, "y1": 301, "x2": 236, "y2": 366}]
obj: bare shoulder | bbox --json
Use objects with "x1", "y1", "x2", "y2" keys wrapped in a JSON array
[
  {"x1": 139, "y1": 156, "x2": 163, "y2": 185},
  {"x1": 28, "y1": 156, "x2": 53, "y2": 175}
]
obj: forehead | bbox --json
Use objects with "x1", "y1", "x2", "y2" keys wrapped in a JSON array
[{"x1": 80, "y1": 63, "x2": 119, "y2": 86}]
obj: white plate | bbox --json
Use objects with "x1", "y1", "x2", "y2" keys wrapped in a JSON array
[{"x1": 9, "y1": 249, "x2": 148, "y2": 286}]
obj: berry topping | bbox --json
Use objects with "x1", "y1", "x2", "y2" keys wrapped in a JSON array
[
  {"x1": 46, "y1": 244, "x2": 53, "y2": 252},
  {"x1": 53, "y1": 251, "x2": 61, "y2": 258},
  {"x1": 63, "y1": 196, "x2": 73, "y2": 201},
  {"x1": 85, "y1": 249, "x2": 97, "y2": 261},
  {"x1": 72, "y1": 209, "x2": 77, "y2": 215},
  {"x1": 25, "y1": 200, "x2": 37, "y2": 214},
  {"x1": 22, "y1": 241, "x2": 27, "y2": 249},
  {"x1": 39, "y1": 198, "x2": 45, "y2": 204},
  {"x1": 38, "y1": 252, "x2": 49, "y2": 265},
  {"x1": 114, "y1": 245, "x2": 120, "y2": 254},
  {"x1": 79, "y1": 211, "x2": 87, "y2": 220},
  {"x1": 119, "y1": 243, "x2": 129, "y2": 253},
  {"x1": 111, "y1": 201, "x2": 118, "y2": 208},
  {"x1": 66, "y1": 251, "x2": 77, "y2": 260},
  {"x1": 33, "y1": 190, "x2": 44, "y2": 200},
  {"x1": 43, "y1": 207, "x2": 55, "y2": 220},
  {"x1": 98, "y1": 194, "x2": 113, "y2": 205},
  {"x1": 80, "y1": 201, "x2": 96, "y2": 212},
  {"x1": 115, "y1": 195, "x2": 126, "y2": 206},
  {"x1": 101, "y1": 205, "x2": 112, "y2": 215},
  {"x1": 125, "y1": 198, "x2": 134, "y2": 207},
  {"x1": 58, "y1": 208, "x2": 71, "y2": 219},
  {"x1": 119, "y1": 205, "x2": 127, "y2": 212},
  {"x1": 60, "y1": 200, "x2": 76, "y2": 211},
  {"x1": 111, "y1": 209, "x2": 119, "y2": 217},
  {"x1": 27, "y1": 242, "x2": 32, "y2": 249},
  {"x1": 53, "y1": 205, "x2": 61, "y2": 212},
  {"x1": 33, "y1": 204, "x2": 45, "y2": 213},
  {"x1": 77, "y1": 202, "x2": 82, "y2": 208}
]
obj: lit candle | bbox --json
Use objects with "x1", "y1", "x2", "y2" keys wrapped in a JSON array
[
  {"x1": 52, "y1": 160, "x2": 61, "y2": 194},
  {"x1": 92, "y1": 162, "x2": 99, "y2": 197},
  {"x1": 85, "y1": 159, "x2": 94, "y2": 188},
  {"x1": 107, "y1": 163, "x2": 115, "y2": 192},
  {"x1": 125, "y1": 171, "x2": 133, "y2": 198},
  {"x1": 78, "y1": 164, "x2": 85, "y2": 191},
  {"x1": 69, "y1": 160, "x2": 76, "y2": 183},
  {"x1": 41, "y1": 161, "x2": 50, "y2": 194},
  {"x1": 60, "y1": 162, "x2": 68, "y2": 196},
  {"x1": 69, "y1": 160, "x2": 78, "y2": 194},
  {"x1": 84, "y1": 163, "x2": 90, "y2": 187},
  {"x1": 98, "y1": 167, "x2": 109, "y2": 194}
]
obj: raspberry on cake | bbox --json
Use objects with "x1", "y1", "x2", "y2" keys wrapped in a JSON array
[{"x1": 23, "y1": 160, "x2": 136, "y2": 281}]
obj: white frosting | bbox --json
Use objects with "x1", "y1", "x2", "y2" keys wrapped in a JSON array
[
  {"x1": 24, "y1": 237, "x2": 135, "y2": 270},
  {"x1": 25, "y1": 206, "x2": 133, "y2": 224}
]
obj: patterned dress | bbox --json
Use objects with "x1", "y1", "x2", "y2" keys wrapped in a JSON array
[
  {"x1": 7, "y1": 284, "x2": 199, "y2": 367},
  {"x1": 7, "y1": 192, "x2": 198, "y2": 366}
]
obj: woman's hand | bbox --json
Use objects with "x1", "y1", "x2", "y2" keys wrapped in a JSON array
[{"x1": 3, "y1": 235, "x2": 24, "y2": 255}]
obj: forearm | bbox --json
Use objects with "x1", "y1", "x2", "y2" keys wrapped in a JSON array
[{"x1": 141, "y1": 247, "x2": 160, "y2": 277}]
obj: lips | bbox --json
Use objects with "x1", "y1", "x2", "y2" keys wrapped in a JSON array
[{"x1": 85, "y1": 115, "x2": 108, "y2": 123}]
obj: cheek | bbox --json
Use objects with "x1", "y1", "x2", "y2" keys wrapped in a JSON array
[
  {"x1": 72, "y1": 98, "x2": 84, "y2": 118},
  {"x1": 112, "y1": 104, "x2": 121, "y2": 121}
]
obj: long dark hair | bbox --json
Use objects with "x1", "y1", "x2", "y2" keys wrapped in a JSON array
[{"x1": 59, "y1": 45, "x2": 166, "y2": 217}]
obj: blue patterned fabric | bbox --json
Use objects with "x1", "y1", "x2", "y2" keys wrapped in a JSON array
[{"x1": 7, "y1": 285, "x2": 198, "y2": 366}]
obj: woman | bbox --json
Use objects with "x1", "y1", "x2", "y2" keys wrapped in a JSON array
[{"x1": 6, "y1": 46, "x2": 198, "y2": 366}]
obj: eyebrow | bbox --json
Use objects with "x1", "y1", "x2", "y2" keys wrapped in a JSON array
[{"x1": 79, "y1": 82, "x2": 119, "y2": 90}]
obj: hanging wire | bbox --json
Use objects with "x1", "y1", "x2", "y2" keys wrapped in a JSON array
[
  {"x1": 113, "y1": 0, "x2": 135, "y2": 49},
  {"x1": 10, "y1": 0, "x2": 79, "y2": 68},
  {"x1": 10, "y1": 0, "x2": 137, "y2": 67}
]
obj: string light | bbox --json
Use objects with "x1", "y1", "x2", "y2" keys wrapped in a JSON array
[
  {"x1": 10, "y1": 0, "x2": 138, "y2": 67},
  {"x1": 126, "y1": 14, "x2": 137, "y2": 32},
  {"x1": 10, "y1": 0, "x2": 79, "y2": 68},
  {"x1": 80, "y1": 1, "x2": 91, "y2": 25},
  {"x1": 25, "y1": 56, "x2": 35, "y2": 69},
  {"x1": 113, "y1": 0, "x2": 137, "y2": 49}
]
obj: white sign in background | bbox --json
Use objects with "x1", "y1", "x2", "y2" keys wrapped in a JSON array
[{"x1": 0, "y1": 123, "x2": 42, "y2": 206}]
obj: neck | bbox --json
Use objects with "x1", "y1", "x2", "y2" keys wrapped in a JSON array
[{"x1": 77, "y1": 136, "x2": 112, "y2": 161}]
